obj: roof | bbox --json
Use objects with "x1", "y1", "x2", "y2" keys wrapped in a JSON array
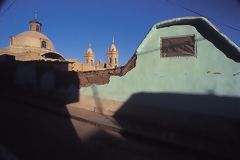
[
  {"x1": 155, "y1": 16, "x2": 240, "y2": 62},
  {"x1": 110, "y1": 43, "x2": 117, "y2": 52},
  {"x1": 17, "y1": 30, "x2": 48, "y2": 39},
  {"x1": 29, "y1": 19, "x2": 42, "y2": 25},
  {"x1": 12, "y1": 31, "x2": 55, "y2": 51},
  {"x1": 40, "y1": 52, "x2": 65, "y2": 61},
  {"x1": 0, "y1": 48, "x2": 11, "y2": 55}
]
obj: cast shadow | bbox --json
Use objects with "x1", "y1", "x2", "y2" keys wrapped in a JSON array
[
  {"x1": 0, "y1": 54, "x2": 92, "y2": 160},
  {"x1": 114, "y1": 92, "x2": 240, "y2": 159},
  {"x1": 1, "y1": 54, "x2": 240, "y2": 159}
]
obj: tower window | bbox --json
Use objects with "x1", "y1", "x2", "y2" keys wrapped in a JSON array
[
  {"x1": 36, "y1": 25, "x2": 40, "y2": 32},
  {"x1": 91, "y1": 60, "x2": 94, "y2": 66},
  {"x1": 161, "y1": 35, "x2": 195, "y2": 58},
  {"x1": 115, "y1": 58, "x2": 117, "y2": 64},
  {"x1": 109, "y1": 57, "x2": 112, "y2": 64},
  {"x1": 41, "y1": 41, "x2": 47, "y2": 48}
]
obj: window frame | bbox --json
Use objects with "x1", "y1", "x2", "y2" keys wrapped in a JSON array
[
  {"x1": 41, "y1": 40, "x2": 47, "y2": 49},
  {"x1": 160, "y1": 34, "x2": 197, "y2": 58}
]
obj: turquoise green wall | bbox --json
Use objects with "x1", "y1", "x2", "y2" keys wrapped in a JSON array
[{"x1": 80, "y1": 24, "x2": 240, "y2": 102}]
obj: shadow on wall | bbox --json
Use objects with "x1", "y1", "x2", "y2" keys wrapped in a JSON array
[
  {"x1": 0, "y1": 54, "x2": 181, "y2": 160},
  {"x1": 91, "y1": 85, "x2": 103, "y2": 114},
  {"x1": 0, "y1": 54, "x2": 208, "y2": 160},
  {"x1": 0, "y1": 54, "x2": 91, "y2": 160},
  {"x1": 1, "y1": 54, "x2": 240, "y2": 159},
  {"x1": 114, "y1": 92, "x2": 240, "y2": 159}
]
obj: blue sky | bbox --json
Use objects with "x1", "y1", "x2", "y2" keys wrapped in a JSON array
[{"x1": 0, "y1": 0, "x2": 240, "y2": 65}]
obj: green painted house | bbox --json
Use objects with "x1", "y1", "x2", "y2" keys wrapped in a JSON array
[
  {"x1": 75, "y1": 17, "x2": 240, "y2": 158},
  {"x1": 77, "y1": 16, "x2": 240, "y2": 116}
]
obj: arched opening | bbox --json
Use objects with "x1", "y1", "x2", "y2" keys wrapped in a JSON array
[
  {"x1": 41, "y1": 52, "x2": 65, "y2": 60},
  {"x1": 41, "y1": 41, "x2": 47, "y2": 48},
  {"x1": 36, "y1": 25, "x2": 40, "y2": 32},
  {"x1": 109, "y1": 57, "x2": 112, "y2": 64}
]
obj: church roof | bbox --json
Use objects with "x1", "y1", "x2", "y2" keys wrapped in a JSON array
[
  {"x1": 17, "y1": 30, "x2": 51, "y2": 41},
  {"x1": 12, "y1": 30, "x2": 55, "y2": 51}
]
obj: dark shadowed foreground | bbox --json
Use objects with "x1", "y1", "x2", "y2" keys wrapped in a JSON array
[
  {"x1": 0, "y1": 55, "x2": 238, "y2": 160},
  {"x1": 0, "y1": 91, "x2": 222, "y2": 160}
]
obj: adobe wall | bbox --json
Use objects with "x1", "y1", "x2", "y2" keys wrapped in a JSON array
[
  {"x1": 77, "y1": 24, "x2": 240, "y2": 116},
  {"x1": 72, "y1": 25, "x2": 240, "y2": 157}
]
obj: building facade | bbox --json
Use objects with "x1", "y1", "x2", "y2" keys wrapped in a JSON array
[
  {"x1": 69, "y1": 39, "x2": 119, "y2": 71},
  {"x1": 75, "y1": 16, "x2": 240, "y2": 115}
]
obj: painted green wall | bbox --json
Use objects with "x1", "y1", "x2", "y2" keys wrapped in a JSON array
[{"x1": 80, "y1": 24, "x2": 240, "y2": 102}]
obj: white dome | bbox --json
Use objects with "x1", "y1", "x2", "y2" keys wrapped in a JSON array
[{"x1": 11, "y1": 31, "x2": 55, "y2": 51}]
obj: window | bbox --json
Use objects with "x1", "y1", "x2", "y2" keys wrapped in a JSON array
[
  {"x1": 41, "y1": 41, "x2": 47, "y2": 48},
  {"x1": 109, "y1": 57, "x2": 112, "y2": 64},
  {"x1": 36, "y1": 25, "x2": 40, "y2": 32},
  {"x1": 115, "y1": 58, "x2": 117, "y2": 64},
  {"x1": 91, "y1": 60, "x2": 94, "y2": 66},
  {"x1": 161, "y1": 35, "x2": 195, "y2": 58}
]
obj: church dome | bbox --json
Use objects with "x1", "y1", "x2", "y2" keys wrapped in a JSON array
[
  {"x1": 5, "y1": 17, "x2": 66, "y2": 61},
  {"x1": 11, "y1": 30, "x2": 55, "y2": 51}
]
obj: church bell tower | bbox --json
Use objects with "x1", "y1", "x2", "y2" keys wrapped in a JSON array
[
  {"x1": 84, "y1": 43, "x2": 95, "y2": 66},
  {"x1": 107, "y1": 37, "x2": 118, "y2": 68}
]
